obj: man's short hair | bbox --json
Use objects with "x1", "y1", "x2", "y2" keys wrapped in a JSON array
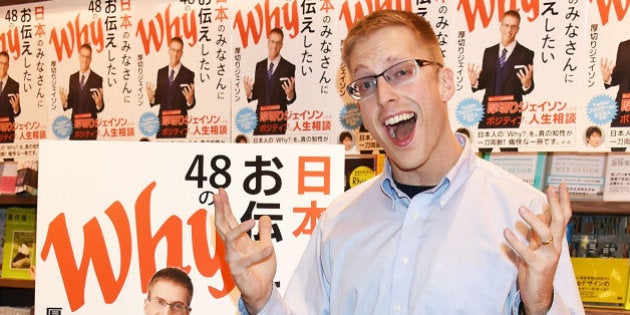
[
  {"x1": 79, "y1": 43, "x2": 92, "y2": 53},
  {"x1": 342, "y1": 10, "x2": 442, "y2": 70},
  {"x1": 586, "y1": 126, "x2": 602, "y2": 139},
  {"x1": 502, "y1": 10, "x2": 521, "y2": 23},
  {"x1": 170, "y1": 36, "x2": 184, "y2": 46},
  {"x1": 0, "y1": 50, "x2": 9, "y2": 60},
  {"x1": 147, "y1": 267, "x2": 194, "y2": 303},
  {"x1": 339, "y1": 131, "x2": 353, "y2": 143},
  {"x1": 269, "y1": 27, "x2": 284, "y2": 40}
]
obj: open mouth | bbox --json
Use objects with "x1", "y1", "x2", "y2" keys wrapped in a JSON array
[{"x1": 384, "y1": 112, "x2": 417, "y2": 142}]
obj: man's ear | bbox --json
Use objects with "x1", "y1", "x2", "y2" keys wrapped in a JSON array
[{"x1": 438, "y1": 67, "x2": 455, "y2": 102}]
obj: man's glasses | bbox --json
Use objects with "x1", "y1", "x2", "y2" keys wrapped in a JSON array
[
  {"x1": 346, "y1": 59, "x2": 443, "y2": 100},
  {"x1": 146, "y1": 297, "x2": 191, "y2": 314}
]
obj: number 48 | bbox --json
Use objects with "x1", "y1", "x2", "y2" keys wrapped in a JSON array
[{"x1": 185, "y1": 154, "x2": 232, "y2": 189}]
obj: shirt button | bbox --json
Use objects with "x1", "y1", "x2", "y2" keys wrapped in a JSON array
[
  {"x1": 412, "y1": 212, "x2": 419, "y2": 220},
  {"x1": 393, "y1": 304, "x2": 402, "y2": 312},
  {"x1": 401, "y1": 256, "x2": 409, "y2": 265}
]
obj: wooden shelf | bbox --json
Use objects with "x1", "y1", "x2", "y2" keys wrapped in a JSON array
[
  {"x1": 0, "y1": 278, "x2": 34, "y2": 289},
  {"x1": 572, "y1": 200, "x2": 630, "y2": 215},
  {"x1": 0, "y1": 195, "x2": 37, "y2": 207}
]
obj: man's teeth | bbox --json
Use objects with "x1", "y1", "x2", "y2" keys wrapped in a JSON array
[{"x1": 385, "y1": 113, "x2": 415, "y2": 126}]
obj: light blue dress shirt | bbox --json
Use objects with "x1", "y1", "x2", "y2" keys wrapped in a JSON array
[{"x1": 241, "y1": 135, "x2": 584, "y2": 315}]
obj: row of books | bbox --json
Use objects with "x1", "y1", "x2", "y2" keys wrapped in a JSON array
[
  {"x1": 484, "y1": 152, "x2": 630, "y2": 202},
  {"x1": 0, "y1": 207, "x2": 36, "y2": 280}
]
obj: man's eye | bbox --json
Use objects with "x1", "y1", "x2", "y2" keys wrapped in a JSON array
[
  {"x1": 359, "y1": 79, "x2": 375, "y2": 91},
  {"x1": 172, "y1": 303, "x2": 186, "y2": 310}
]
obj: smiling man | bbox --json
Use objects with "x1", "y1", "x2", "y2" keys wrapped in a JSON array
[
  {"x1": 468, "y1": 10, "x2": 534, "y2": 129},
  {"x1": 214, "y1": 10, "x2": 583, "y2": 315},
  {"x1": 144, "y1": 267, "x2": 193, "y2": 315}
]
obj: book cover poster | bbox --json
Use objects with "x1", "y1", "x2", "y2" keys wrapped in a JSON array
[
  {"x1": 582, "y1": 1, "x2": 630, "y2": 151},
  {"x1": 35, "y1": 140, "x2": 344, "y2": 314},
  {"x1": 449, "y1": 1, "x2": 587, "y2": 152},
  {"x1": 1, "y1": 207, "x2": 36, "y2": 280},
  {"x1": 45, "y1": 0, "x2": 137, "y2": 142},
  {"x1": 229, "y1": 0, "x2": 342, "y2": 143},
  {"x1": 134, "y1": 0, "x2": 231, "y2": 142},
  {"x1": 0, "y1": 1, "x2": 48, "y2": 162}
]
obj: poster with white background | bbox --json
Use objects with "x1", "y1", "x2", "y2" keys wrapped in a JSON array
[{"x1": 36, "y1": 140, "x2": 344, "y2": 314}]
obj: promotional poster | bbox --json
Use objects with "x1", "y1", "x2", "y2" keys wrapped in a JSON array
[
  {"x1": 36, "y1": 140, "x2": 344, "y2": 314},
  {"x1": 449, "y1": 1, "x2": 588, "y2": 152}
]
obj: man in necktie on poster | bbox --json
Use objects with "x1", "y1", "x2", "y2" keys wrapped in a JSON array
[
  {"x1": 146, "y1": 36, "x2": 196, "y2": 139},
  {"x1": 0, "y1": 51, "x2": 20, "y2": 143},
  {"x1": 600, "y1": 39, "x2": 630, "y2": 128},
  {"x1": 468, "y1": 10, "x2": 534, "y2": 129},
  {"x1": 243, "y1": 27, "x2": 296, "y2": 135},
  {"x1": 59, "y1": 43, "x2": 104, "y2": 140}
]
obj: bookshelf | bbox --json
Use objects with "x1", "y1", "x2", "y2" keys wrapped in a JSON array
[
  {"x1": 0, "y1": 194, "x2": 36, "y2": 307},
  {"x1": 573, "y1": 200, "x2": 630, "y2": 315}
]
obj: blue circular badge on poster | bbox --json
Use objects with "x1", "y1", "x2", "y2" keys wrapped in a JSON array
[
  {"x1": 339, "y1": 103, "x2": 362, "y2": 130},
  {"x1": 235, "y1": 107, "x2": 257, "y2": 134},
  {"x1": 587, "y1": 94, "x2": 616, "y2": 125},
  {"x1": 456, "y1": 98, "x2": 483, "y2": 127},
  {"x1": 138, "y1": 112, "x2": 160, "y2": 137},
  {"x1": 52, "y1": 115, "x2": 72, "y2": 139}
]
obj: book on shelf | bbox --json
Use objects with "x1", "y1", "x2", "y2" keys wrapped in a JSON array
[
  {"x1": 1, "y1": 207, "x2": 36, "y2": 280},
  {"x1": 485, "y1": 152, "x2": 547, "y2": 190},
  {"x1": 344, "y1": 154, "x2": 378, "y2": 191},
  {"x1": 569, "y1": 214, "x2": 630, "y2": 309},
  {"x1": 15, "y1": 167, "x2": 38, "y2": 196},
  {"x1": 545, "y1": 153, "x2": 606, "y2": 201},
  {"x1": 0, "y1": 161, "x2": 17, "y2": 195},
  {"x1": 0, "y1": 208, "x2": 6, "y2": 271},
  {"x1": 603, "y1": 153, "x2": 630, "y2": 202}
]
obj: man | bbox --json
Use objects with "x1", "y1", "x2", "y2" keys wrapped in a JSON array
[
  {"x1": 601, "y1": 39, "x2": 630, "y2": 127},
  {"x1": 339, "y1": 131, "x2": 359, "y2": 154},
  {"x1": 244, "y1": 27, "x2": 296, "y2": 135},
  {"x1": 146, "y1": 36, "x2": 195, "y2": 138},
  {"x1": 59, "y1": 43, "x2": 104, "y2": 140},
  {"x1": 144, "y1": 267, "x2": 193, "y2": 315},
  {"x1": 468, "y1": 10, "x2": 534, "y2": 129},
  {"x1": 0, "y1": 51, "x2": 20, "y2": 143},
  {"x1": 214, "y1": 10, "x2": 583, "y2": 314},
  {"x1": 585, "y1": 126, "x2": 602, "y2": 148}
]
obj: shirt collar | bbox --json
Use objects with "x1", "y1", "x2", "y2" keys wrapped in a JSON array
[
  {"x1": 380, "y1": 133, "x2": 476, "y2": 207},
  {"x1": 268, "y1": 56, "x2": 281, "y2": 67},
  {"x1": 501, "y1": 41, "x2": 517, "y2": 56},
  {"x1": 169, "y1": 64, "x2": 181, "y2": 74}
]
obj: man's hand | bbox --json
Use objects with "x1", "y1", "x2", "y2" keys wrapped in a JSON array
[
  {"x1": 91, "y1": 88, "x2": 104, "y2": 110},
  {"x1": 282, "y1": 77, "x2": 295, "y2": 100},
  {"x1": 516, "y1": 64, "x2": 534, "y2": 91},
  {"x1": 59, "y1": 87, "x2": 68, "y2": 108},
  {"x1": 244, "y1": 76, "x2": 254, "y2": 99},
  {"x1": 600, "y1": 57, "x2": 615, "y2": 84},
  {"x1": 214, "y1": 188, "x2": 277, "y2": 314},
  {"x1": 467, "y1": 63, "x2": 480, "y2": 87},
  {"x1": 9, "y1": 93, "x2": 19, "y2": 114},
  {"x1": 146, "y1": 82, "x2": 156, "y2": 104},
  {"x1": 504, "y1": 182, "x2": 572, "y2": 315},
  {"x1": 182, "y1": 83, "x2": 195, "y2": 105}
]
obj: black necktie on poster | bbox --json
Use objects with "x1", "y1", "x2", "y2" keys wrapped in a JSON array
[
  {"x1": 0, "y1": 80, "x2": 3, "y2": 93},
  {"x1": 80, "y1": 74, "x2": 85, "y2": 90},
  {"x1": 499, "y1": 48, "x2": 507, "y2": 68},
  {"x1": 169, "y1": 69, "x2": 175, "y2": 86},
  {"x1": 267, "y1": 62, "x2": 274, "y2": 79}
]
